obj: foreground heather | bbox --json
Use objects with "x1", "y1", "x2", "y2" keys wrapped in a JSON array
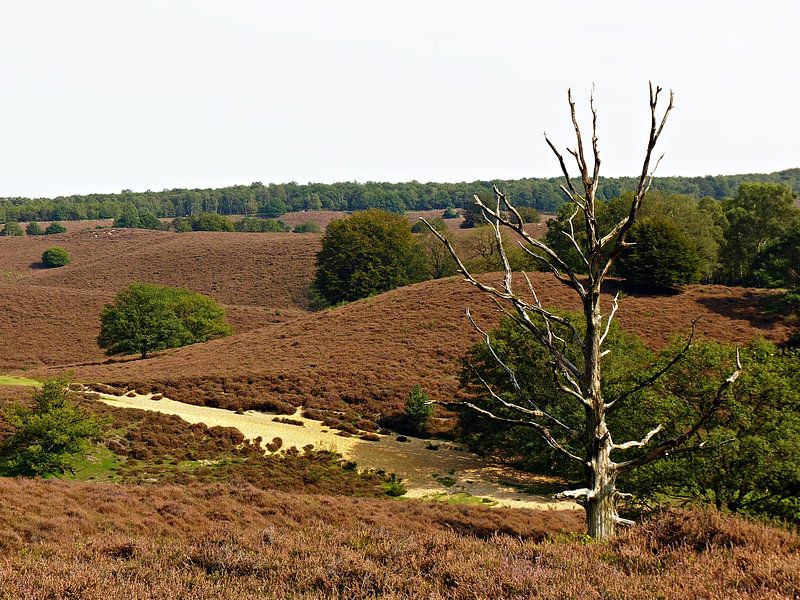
[{"x1": 0, "y1": 480, "x2": 796, "y2": 599}]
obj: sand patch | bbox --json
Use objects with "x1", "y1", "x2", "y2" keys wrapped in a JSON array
[{"x1": 90, "y1": 389, "x2": 580, "y2": 511}]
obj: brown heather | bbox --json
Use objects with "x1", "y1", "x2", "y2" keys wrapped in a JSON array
[{"x1": 0, "y1": 478, "x2": 796, "y2": 599}]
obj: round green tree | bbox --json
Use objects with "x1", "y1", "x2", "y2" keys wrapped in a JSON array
[
  {"x1": 25, "y1": 222, "x2": 44, "y2": 236},
  {"x1": 616, "y1": 216, "x2": 701, "y2": 289},
  {"x1": 41, "y1": 246, "x2": 71, "y2": 268},
  {"x1": 313, "y1": 209, "x2": 428, "y2": 305},
  {"x1": 1, "y1": 222, "x2": 24, "y2": 236},
  {"x1": 98, "y1": 283, "x2": 232, "y2": 359},
  {"x1": 44, "y1": 222, "x2": 67, "y2": 234}
]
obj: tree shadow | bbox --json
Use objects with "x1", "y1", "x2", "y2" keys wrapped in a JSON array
[
  {"x1": 695, "y1": 290, "x2": 788, "y2": 331},
  {"x1": 600, "y1": 279, "x2": 683, "y2": 298}
]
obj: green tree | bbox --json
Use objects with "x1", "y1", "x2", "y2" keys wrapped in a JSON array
[
  {"x1": 515, "y1": 206, "x2": 540, "y2": 224},
  {"x1": 626, "y1": 340, "x2": 800, "y2": 523},
  {"x1": 1, "y1": 222, "x2": 24, "y2": 236},
  {"x1": 442, "y1": 207, "x2": 460, "y2": 219},
  {"x1": 405, "y1": 385, "x2": 434, "y2": 433},
  {"x1": 616, "y1": 216, "x2": 702, "y2": 289},
  {"x1": 44, "y1": 222, "x2": 66, "y2": 234},
  {"x1": 113, "y1": 203, "x2": 141, "y2": 228},
  {"x1": 313, "y1": 209, "x2": 428, "y2": 305},
  {"x1": 25, "y1": 222, "x2": 44, "y2": 236},
  {"x1": 751, "y1": 223, "x2": 800, "y2": 290},
  {"x1": 41, "y1": 247, "x2": 71, "y2": 268},
  {"x1": 138, "y1": 210, "x2": 163, "y2": 230},
  {"x1": 719, "y1": 183, "x2": 799, "y2": 284},
  {"x1": 98, "y1": 283, "x2": 232, "y2": 359},
  {"x1": 0, "y1": 376, "x2": 104, "y2": 478},
  {"x1": 189, "y1": 212, "x2": 235, "y2": 232}
]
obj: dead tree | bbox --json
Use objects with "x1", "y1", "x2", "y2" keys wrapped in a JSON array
[{"x1": 423, "y1": 84, "x2": 742, "y2": 540}]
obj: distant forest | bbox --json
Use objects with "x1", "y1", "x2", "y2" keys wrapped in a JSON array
[{"x1": 1, "y1": 169, "x2": 797, "y2": 223}]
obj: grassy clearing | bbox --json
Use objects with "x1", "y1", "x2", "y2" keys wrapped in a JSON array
[
  {"x1": 420, "y1": 492, "x2": 499, "y2": 506},
  {"x1": 66, "y1": 445, "x2": 121, "y2": 482},
  {"x1": 0, "y1": 375, "x2": 39, "y2": 387}
]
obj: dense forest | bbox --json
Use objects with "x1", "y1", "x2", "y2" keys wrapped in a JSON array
[{"x1": 1, "y1": 169, "x2": 797, "y2": 223}]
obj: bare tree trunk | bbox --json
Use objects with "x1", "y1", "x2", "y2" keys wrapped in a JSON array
[{"x1": 422, "y1": 84, "x2": 741, "y2": 540}]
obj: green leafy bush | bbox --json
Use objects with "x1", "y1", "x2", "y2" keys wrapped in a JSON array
[
  {"x1": 405, "y1": 385, "x2": 434, "y2": 433},
  {"x1": 25, "y1": 222, "x2": 43, "y2": 235},
  {"x1": 293, "y1": 222, "x2": 321, "y2": 233},
  {"x1": 44, "y1": 222, "x2": 66, "y2": 234},
  {"x1": 616, "y1": 216, "x2": 702, "y2": 289},
  {"x1": 234, "y1": 217, "x2": 290, "y2": 233},
  {"x1": 442, "y1": 207, "x2": 460, "y2": 219},
  {"x1": 41, "y1": 247, "x2": 71, "y2": 268},
  {"x1": 1, "y1": 222, "x2": 24, "y2": 236}
]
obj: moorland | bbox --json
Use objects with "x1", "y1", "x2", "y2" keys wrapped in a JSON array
[{"x1": 0, "y1": 179, "x2": 799, "y2": 598}]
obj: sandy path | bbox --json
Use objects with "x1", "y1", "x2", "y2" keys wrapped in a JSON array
[{"x1": 92, "y1": 390, "x2": 580, "y2": 511}]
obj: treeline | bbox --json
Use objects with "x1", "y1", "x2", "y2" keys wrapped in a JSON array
[{"x1": 1, "y1": 169, "x2": 797, "y2": 223}]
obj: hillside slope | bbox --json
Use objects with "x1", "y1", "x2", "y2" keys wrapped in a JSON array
[{"x1": 31, "y1": 274, "x2": 792, "y2": 419}]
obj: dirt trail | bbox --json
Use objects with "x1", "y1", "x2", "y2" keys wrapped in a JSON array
[{"x1": 92, "y1": 390, "x2": 579, "y2": 511}]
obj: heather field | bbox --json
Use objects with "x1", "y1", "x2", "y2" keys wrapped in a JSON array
[
  {"x1": 0, "y1": 478, "x2": 795, "y2": 599},
  {"x1": 1, "y1": 219, "x2": 798, "y2": 598}
]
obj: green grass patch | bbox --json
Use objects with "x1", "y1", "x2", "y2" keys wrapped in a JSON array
[
  {"x1": 0, "y1": 375, "x2": 40, "y2": 387},
  {"x1": 420, "y1": 492, "x2": 498, "y2": 507},
  {"x1": 66, "y1": 445, "x2": 121, "y2": 482}
]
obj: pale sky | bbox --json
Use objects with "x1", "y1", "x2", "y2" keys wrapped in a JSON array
[{"x1": 1, "y1": 0, "x2": 798, "y2": 198}]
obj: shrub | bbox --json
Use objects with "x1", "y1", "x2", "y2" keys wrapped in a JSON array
[
  {"x1": 442, "y1": 207, "x2": 459, "y2": 219},
  {"x1": 173, "y1": 213, "x2": 235, "y2": 232},
  {"x1": 44, "y1": 222, "x2": 66, "y2": 234},
  {"x1": 384, "y1": 474, "x2": 407, "y2": 496},
  {"x1": 405, "y1": 385, "x2": 433, "y2": 433},
  {"x1": 41, "y1": 247, "x2": 71, "y2": 268},
  {"x1": 515, "y1": 206, "x2": 540, "y2": 224},
  {"x1": 293, "y1": 222, "x2": 321, "y2": 233},
  {"x1": 235, "y1": 217, "x2": 290, "y2": 233},
  {"x1": 313, "y1": 209, "x2": 428, "y2": 305},
  {"x1": 25, "y1": 222, "x2": 43, "y2": 235},
  {"x1": 1, "y1": 222, "x2": 24, "y2": 236}
]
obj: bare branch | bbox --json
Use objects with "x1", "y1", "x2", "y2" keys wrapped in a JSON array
[
  {"x1": 612, "y1": 424, "x2": 662, "y2": 452},
  {"x1": 555, "y1": 488, "x2": 593, "y2": 500},
  {"x1": 599, "y1": 292, "x2": 620, "y2": 347},
  {"x1": 600, "y1": 83, "x2": 675, "y2": 279},
  {"x1": 451, "y1": 400, "x2": 584, "y2": 463},
  {"x1": 605, "y1": 317, "x2": 700, "y2": 410}
]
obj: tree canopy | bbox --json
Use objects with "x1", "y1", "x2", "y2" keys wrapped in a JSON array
[
  {"x1": 719, "y1": 183, "x2": 799, "y2": 284},
  {"x1": 0, "y1": 376, "x2": 105, "y2": 478},
  {"x1": 3, "y1": 170, "x2": 795, "y2": 225},
  {"x1": 98, "y1": 283, "x2": 232, "y2": 358},
  {"x1": 313, "y1": 209, "x2": 428, "y2": 305}
]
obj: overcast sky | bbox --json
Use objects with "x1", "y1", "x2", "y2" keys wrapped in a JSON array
[{"x1": 1, "y1": 0, "x2": 797, "y2": 198}]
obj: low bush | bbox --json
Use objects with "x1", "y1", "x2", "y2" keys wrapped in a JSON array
[
  {"x1": 293, "y1": 221, "x2": 320, "y2": 233},
  {"x1": 41, "y1": 247, "x2": 71, "y2": 268}
]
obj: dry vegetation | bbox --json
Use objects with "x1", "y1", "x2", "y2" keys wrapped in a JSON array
[
  {"x1": 0, "y1": 478, "x2": 795, "y2": 599},
  {"x1": 1, "y1": 219, "x2": 799, "y2": 596},
  {"x1": 23, "y1": 273, "x2": 791, "y2": 432}
]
